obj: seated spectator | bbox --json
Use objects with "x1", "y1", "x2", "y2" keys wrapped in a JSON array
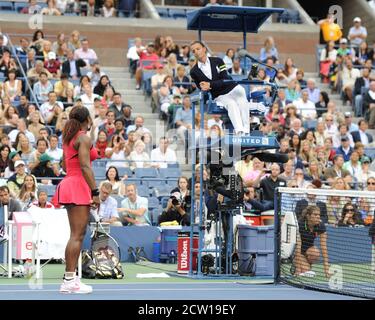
[
  {"x1": 0, "y1": 186, "x2": 22, "y2": 220},
  {"x1": 164, "y1": 36, "x2": 180, "y2": 58},
  {"x1": 354, "y1": 41, "x2": 370, "y2": 66},
  {"x1": 353, "y1": 67, "x2": 371, "y2": 118},
  {"x1": 174, "y1": 95, "x2": 193, "y2": 143},
  {"x1": 343, "y1": 150, "x2": 362, "y2": 182},
  {"x1": 323, "y1": 154, "x2": 349, "y2": 183},
  {"x1": 293, "y1": 89, "x2": 317, "y2": 121},
  {"x1": 2, "y1": 69, "x2": 22, "y2": 104},
  {"x1": 31, "y1": 153, "x2": 58, "y2": 185},
  {"x1": 306, "y1": 78, "x2": 320, "y2": 104},
  {"x1": 315, "y1": 91, "x2": 330, "y2": 118},
  {"x1": 174, "y1": 65, "x2": 191, "y2": 95},
  {"x1": 275, "y1": 68, "x2": 289, "y2": 87},
  {"x1": 259, "y1": 36, "x2": 279, "y2": 63},
  {"x1": 54, "y1": 73, "x2": 74, "y2": 99},
  {"x1": 100, "y1": 0, "x2": 117, "y2": 17},
  {"x1": 7, "y1": 160, "x2": 27, "y2": 198},
  {"x1": 323, "y1": 113, "x2": 339, "y2": 139},
  {"x1": 299, "y1": 140, "x2": 316, "y2": 167},
  {"x1": 284, "y1": 104, "x2": 300, "y2": 129},
  {"x1": 341, "y1": 59, "x2": 360, "y2": 105},
  {"x1": 126, "y1": 115, "x2": 151, "y2": 137},
  {"x1": 18, "y1": 174, "x2": 38, "y2": 210},
  {"x1": 127, "y1": 37, "x2": 145, "y2": 76},
  {"x1": 74, "y1": 38, "x2": 98, "y2": 66},
  {"x1": 80, "y1": 0, "x2": 98, "y2": 16},
  {"x1": 234, "y1": 154, "x2": 253, "y2": 181},
  {"x1": 108, "y1": 93, "x2": 128, "y2": 119},
  {"x1": 363, "y1": 81, "x2": 375, "y2": 127},
  {"x1": 41, "y1": 0, "x2": 61, "y2": 15},
  {"x1": 30, "y1": 190, "x2": 55, "y2": 209},
  {"x1": 159, "y1": 75, "x2": 181, "y2": 118},
  {"x1": 124, "y1": 130, "x2": 137, "y2": 157},
  {"x1": 23, "y1": 49, "x2": 37, "y2": 72},
  {"x1": 335, "y1": 136, "x2": 354, "y2": 162},
  {"x1": 289, "y1": 118, "x2": 304, "y2": 137},
  {"x1": 16, "y1": 95, "x2": 30, "y2": 119},
  {"x1": 351, "y1": 119, "x2": 374, "y2": 144},
  {"x1": 33, "y1": 72, "x2": 54, "y2": 103},
  {"x1": 128, "y1": 140, "x2": 150, "y2": 170},
  {"x1": 16, "y1": 135, "x2": 34, "y2": 162},
  {"x1": 100, "y1": 86, "x2": 115, "y2": 109},
  {"x1": 62, "y1": 49, "x2": 87, "y2": 80},
  {"x1": 44, "y1": 51, "x2": 61, "y2": 78},
  {"x1": 294, "y1": 167, "x2": 310, "y2": 188},
  {"x1": 164, "y1": 53, "x2": 181, "y2": 79},
  {"x1": 40, "y1": 91, "x2": 64, "y2": 126},
  {"x1": 265, "y1": 102, "x2": 285, "y2": 125},
  {"x1": 348, "y1": 17, "x2": 367, "y2": 47},
  {"x1": 242, "y1": 186, "x2": 273, "y2": 213},
  {"x1": 46, "y1": 134, "x2": 63, "y2": 164},
  {"x1": 258, "y1": 163, "x2": 286, "y2": 209},
  {"x1": 141, "y1": 132, "x2": 154, "y2": 155},
  {"x1": 283, "y1": 57, "x2": 297, "y2": 81},
  {"x1": 122, "y1": 105, "x2": 134, "y2": 128},
  {"x1": 285, "y1": 79, "x2": 300, "y2": 102},
  {"x1": 279, "y1": 160, "x2": 294, "y2": 182},
  {"x1": 28, "y1": 138, "x2": 49, "y2": 171},
  {"x1": 313, "y1": 123, "x2": 328, "y2": 148},
  {"x1": 319, "y1": 40, "x2": 337, "y2": 83},
  {"x1": 223, "y1": 48, "x2": 235, "y2": 70},
  {"x1": 22, "y1": 0, "x2": 42, "y2": 14},
  {"x1": 0, "y1": 145, "x2": 10, "y2": 177},
  {"x1": 337, "y1": 38, "x2": 355, "y2": 57},
  {"x1": 207, "y1": 114, "x2": 223, "y2": 131},
  {"x1": 135, "y1": 43, "x2": 159, "y2": 90},
  {"x1": 359, "y1": 156, "x2": 375, "y2": 185},
  {"x1": 332, "y1": 123, "x2": 355, "y2": 148},
  {"x1": 95, "y1": 182, "x2": 122, "y2": 226},
  {"x1": 87, "y1": 60, "x2": 105, "y2": 89},
  {"x1": 8, "y1": 118, "x2": 36, "y2": 146},
  {"x1": 94, "y1": 75, "x2": 115, "y2": 97},
  {"x1": 103, "y1": 166, "x2": 126, "y2": 196},
  {"x1": 228, "y1": 58, "x2": 244, "y2": 75},
  {"x1": 98, "y1": 110, "x2": 116, "y2": 137},
  {"x1": 119, "y1": 184, "x2": 150, "y2": 226},
  {"x1": 95, "y1": 130, "x2": 108, "y2": 159},
  {"x1": 151, "y1": 63, "x2": 168, "y2": 104},
  {"x1": 105, "y1": 135, "x2": 128, "y2": 168},
  {"x1": 150, "y1": 137, "x2": 177, "y2": 169},
  {"x1": 337, "y1": 203, "x2": 364, "y2": 227}
]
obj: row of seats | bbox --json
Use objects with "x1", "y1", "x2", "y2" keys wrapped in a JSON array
[
  {"x1": 0, "y1": 1, "x2": 47, "y2": 13},
  {"x1": 155, "y1": 7, "x2": 194, "y2": 19}
]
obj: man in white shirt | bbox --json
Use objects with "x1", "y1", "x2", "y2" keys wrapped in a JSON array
[
  {"x1": 74, "y1": 38, "x2": 98, "y2": 65},
  {"x1": 342, "y1": 59, "x2": 361, "y2": 105},
  {"x1": 119, "y1": 184, "x2": 150, "y2": 226},
  {"x1": 348, "y1": 17, "x2": 367, "y2": 47},
  {"x1": 8, "y1": 118, "x2": 36, "y2": 146},
  {"x1": 80, "y1": 83, "x2": 99, "y2": 120},
  {"x1": 126, "y1": 116, "x2": 151, "y2": 136},
  {"x1": 127, "y1": 37, "x2": 145, "y2": 75},
  {"x1": 40, "y1": 91, "x2": 64, "y2": 125},
  {"x1": 95, "y1": 182, "x2": 122, "y2": 226},
  {"x1": 207, "y1": 114, "x2": 223, "y2": 130},
  {"x1": 293, "y1": 90, "x2": 317, "y2": 121},
  {"x1": 46, "y1": 135, "x2": 63, "y2": 164},
  {"x1": 323, "y1": 114, "x2": 338, "y2": 138},
  {"x1": 150, "y1": 137, "x2": 177, "y2": 169}
]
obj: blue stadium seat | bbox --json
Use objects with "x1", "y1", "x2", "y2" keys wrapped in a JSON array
[
  {"x1": 150, "y1": 208, "x2": 161, "y2": 226},
  {"x1": 14, "y1": 1, "x2": 28, "y2": 13},
  {"x1": 152, "y1": 185, "x2": 171, "y2": 198},
  {"x1": 148, "y1": 197, "x2": 160, "y2": 210},
  {"x1": 364, "y1": 148, "x2": 375, "y2": 161},
  {"x1": 169, "y1": 8, "x2": 186, "y2": 19},
  {"x1": 156, "y1": 7, "x2": 170, "y2": 18},
  {"x1": 303, "y1": 120, "x2": 318, "y2": 130},
  {"x1": 135, "y1": 167, "x2": 159, "y2": 179},
  {"x1": 0, "y1": 1, "x2": 14, "y2": 12},
  {"x1": 94, "y1": 167, "x2": 107, "y2": 179},
  {"x1": 159, "y1": 168, "x2": 181, "y2": 179},
  {"x1": 112, "y1": 194, "x2": 124, "y2": 208},
  {"x1": 39, "y1": 184, "x2": 56, "y2": 197},
  {"x1": 92, "y1": 160, "x2": 107, "y2": 168},
  {"x1": 137, "y1": 185, "x2": 150, "y2": 197},
  {"x1": 167, "y1": 162, "x2": 180, "y2": 169},
  {"x1": 118, "y1": 167, "x2": 133, "y2": 178},
  {"x1": 160, "y1": 196, "x2": 169, "y2": 209}
]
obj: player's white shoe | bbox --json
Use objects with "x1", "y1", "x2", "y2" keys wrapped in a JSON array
[
  {"x1": 60, "y1": 277, "x2": 93, "y2": 294},
  {"x1": 299, "y1": 270, "x2": 316, "y2": 278}
]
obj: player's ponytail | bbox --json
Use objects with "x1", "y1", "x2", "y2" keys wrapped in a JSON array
[{"x1": 62, "y1": 106, "x2": 91, "y2": 145}]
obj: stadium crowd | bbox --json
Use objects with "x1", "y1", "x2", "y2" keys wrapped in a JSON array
[{"x1": 0, "y1": 9, "x2": 374, "y2": 233}]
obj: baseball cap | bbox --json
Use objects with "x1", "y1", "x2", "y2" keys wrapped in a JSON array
[
  {"x1": 9, "y1": 150, "x2": 21, "y2": 160},
  {"x1": 39, "y1": 153, "x2": 54, "y2": 163},
  {"x1": 14, "y1": 160, "x2": 25, "y2": 168},
  {"x1": 341, "y1": 136, "x2": 349, "y2": 142},
  {"x1": 173, "y1": 94, "x2": 182, "y2": 99},
  {"x1": 90, "y1": 60, "x2": 99, "y2": 66},
  {"x1": 340, "y1": 38, "x2": 348, "y2": 44},
  {"x1": 344, "y1": 112, "x2": 352, "y2": 118},
  {"x1": 362, "y1": 156, "x2": 371, "y2": 163},
  {"x1": 48, "y1": 51, "x2": 56, "y2": 60},
  {"x1": 353, "y1": 17, "x2": 361, "y2": 23}
]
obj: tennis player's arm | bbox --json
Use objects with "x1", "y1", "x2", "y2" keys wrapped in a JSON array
[
  {"x1": 78, "y1": 135, "x2": 97, "y2": 191},
  {"x1": 61, "y1": 154, "x2": 66, "y2": 172}
]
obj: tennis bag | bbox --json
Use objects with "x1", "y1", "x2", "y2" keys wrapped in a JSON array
[{"x1": 81, "y1": 249, "x2": 124, "y2": 279}]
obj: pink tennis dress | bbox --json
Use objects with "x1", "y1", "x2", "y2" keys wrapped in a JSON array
[{"x1": 56, "y1": 131, "x2": 98, "y2": 205}]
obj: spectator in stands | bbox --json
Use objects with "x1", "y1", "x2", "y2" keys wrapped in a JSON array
[
  {"x1": 118, "y1": 0, "x2": 137, "y2": 18},
  {"x1": 313, "y1": 121, "x2": 326, "y2": 147},
  {"x1": 30, "y1": 190, "x2": 54, "y2": 209},
  {"x1": 164, "y1": 36, "x2": 179, "y2": 58},
  {"x1": 323, "y1": 154, "x2": 351, "y2": 184},
  {"x1": 15, "y1": 95, "x2": 29, "y2": 120},
  {"x1": 318, "y1": 13, "x2": 342, "y2": 43},
  {"x1": 29, "y1": 29, "x2": 44, "y2": 56},
  {"x1": 127, "y1": 37, "x2": 144, "y2": 76},
  {"x1": 46, "y1": 134, "x2": 63, "y2": 164},
  {"x1": 126, "y1": 115, "x2": 151, "y2": 137},
  {"x1": 7, "y1": 160, "x2": 27, "y2": 198},
  {"x1": 279, "y1": 160, "x2": 294, "y2": 182},
  {"x1": 354, "y1": 41, "x2": 370, "y2": 66},
  {"x1": 44, "y1": 52, "x2": 61, "y2": 78},
  {"x1": 151, "y1": 136, "x2": 177, "y2": 169},
  {"x1": 100, "y1": 87, "x2": 115, "y2": 109},
  {"x1": 4, "y1": 150, "x2": 21, "y2": 179},
  {"x1": 174, "y1": 65, "x2": 191, "y2": 95},
  {"x1": 337, "y1": 38, "x2": 355, "y2": 58},
  {"x1": 0, "y1": 49, "x2": 11, "y2": 77},
  {"x1": 95, "y1": 129, "x2": 108, "y2": 159},
  {"x1": 33, "y1": 72, "x2": 53, "y2": 104},
  {"x1": 121, "y1": 105, "x2": 134, "y2": 128},
  {"x1": 207, "y1": 114, "x2": 223, "y2": 131},
  {"x1": 323, "y1": 114, "x2": 338, "y2": 139},
  {"x1": 94, "y1": 75, "x2": 114, "y2": 97},
  {"x1": 2, "y1": 69, "x2": 22, "y2": 104},
  {"x1": 141, "y1": 132, "x2": 154, "y2": 155},
  {"x1": 22, "y1": 0, "x2": 42, "y2": 14},
  {"x1": 2, "y1": 106, "x2": 19, "y2": 133},
  {"x1": 294, "y1": 167, "x2": 309, "y2": 188},
  {"x1": 284, "y1": 104, "x2": 300, "y2": 129},
  {"x1": 87, "y1": 60, "x2": 105, "y2": 88},
  {"x1": 80, "y1": 83, "x2": 100, "y2": 119},
  {"x1": 293, "y1": 90, "x2": 317, "y2": 121},
  {"x1": 8, "y1": 118, "x2": 36, "y2": 146},
  {"x1": 0, "y1": 186, "x2": 22, "y2": 219},
  {"x1": 73, "y1": 75, "x2": 90, "y2": 97},
  {"x1": 343, "y1": 150, "x2": 362, "y2": 183},
  {"x1": 259, "y1": 36, "x2": 279, "y2": 63},
  {"x1": 335, "y1": 136, "x2": 354, "y2": 162},
  {"x1": 234, "y1": 154, "x2": 252, "y2": 181},
  {"x1": 289, "y1": 133, "x2": 302, "y2": 155},
  {"x1": 79, "y1": 0, "x2": 98, "y2": 16},
  {"x1": 295, "y1": 69, "x2": 306, "y2": 88},
  {"x1": 74, "y1": 38, "x2": 98, "y2": 66},
  {"x1": 285, "y1": 79, "x2": 300, "y2": 102},
  {"x1": 151, "y1": 63, "x2": 167, "y2": 104},
  {"x1": 363, "y1": 81, "x2": 375, "y2": 127},
  {"x1": 41, "y1": 0, "x2": 61, "y2": 15},
  {"x1": 153, "y1": 35, "x2": 165, "y2": 57},
  {"x1": 128, "y1": 140, "x2": 150, "y2": 170},
  {"x1": 348, "y1": 17, "x2": 367, "y2": 47},
  {"x1": 23, "y1": 49, "x2": 37, "y2": 72},
  {"x1": 111, "y1": 118, "x2": 127, "y2": 141},
  {"x1": 299, "y1": 140, "x2": 315, "y2": 167},
  {"x1": 17, "y1": 135, "x2": 34, "y2": 162},
  {"x1": 353, "y1": 67, "x2": 371, "y2": 117},
  {"x1": 293, "y1": 205, "x2": 330, "y2": 278},
  {"x1": 124, "y1": 130, "x2": 137, "y2": 156},
  {"x1": 315, "y1": 91, "x2": 329, "y2": 118},
  {"x1": 62, "y1": 49, "x2": 87, "y2": 80},
  {"x1": 28, "y1": 61, "x2": 53, "y2": 86},
  {"x1": 56, "y1": 0, "x2": 74, "y2": 15},
  {"x1": 95, "y1": 182, "x2": 121, "y2": 226},
  {"x1": 319, "y1": 40, "x2": 337, "y2": 83},
  {"x1": 351, "y1": 119, "x2": 374, "y2": 144},
  {"x1": 0, "y1": 145, "x2": 10, "y2": 177},
  {"x1": 28, "y1": 137, "x2": 49, "y2": 171},
  {"x1": 100, "y1": 0, "x2": 117, "y2": 17},
  {"x1": 103, "y1": 166, "x2": 126, "y2": 196},
  {"x1": 67, "y1": 30, "x2": 81, "y2": 51},
  {"x1": 164, "y1": 53, "x2": 181, "y2": 79},
  {"x1": 321, "y1": 101, "x2": 344, "y2": 127},
  {"x1": 40, "y1": 91, "x2": 64, "y2": 125},
  {"x1": 174, "y1": 95, "x2": 193, "y2": 143},
  {"x1": 223, "y1": 48, "x2": 235, "y2": 70},
  {"x1": 0, "y1": 35, "x2": 9, "y2": 60},
  {"x1": 105, "y1": 134, "x2": 127, "y2": 168},
  {"x1": 305, "y1": 78, "x2": 320, "y2": 104},
  {"x1": 135, "y1": 43, "x2": 159, "y2": 90},
  {"x1": 304, "y1": 160, "x2": 323, "y2": 182},
  {"x1": 119, "y1": 184, "x2": 150, "y2": 226},
  {"x1": 243, "y1": 157, "x2": 266, "y2": 189},
  {"x1": 338, "y1": 203, "x2": 364, "y2": 227},
  {"x1": 228, "y1": 58, "x2": 243, "y2": 76},
  {"x1": 332, "y1": 123, "x2": 354, "y2": 148},
  {"x1": 342, "y1": 59, "x2": 360, "y2": 105},
  {"x1": 265, "y1": 102, "x2": 285, "y2": 125},
  {"x1": 98, "y1": 109, "x2": 116, "y2": 137},
  {"x1": 159, "y1": 76, "x2": 181, "y2": 118},
  {"x1": 18, "y1": 173, "x2": 38, "y2": 210},
  {"x1": 178, "y1": 44, "x2": 191, "y2": 65},
  {"x1": 108, "y1": 93, "x2": 127, "y2": 119},
  {"x1": 55, "y1": 76, "x2": 74, "y2": 103},
  {"x1": 55, "y1": 111, "x2": 68, "y2": 137},
  {"x1": 283, "y1": 57, "x2": 297, "y2": 81}
]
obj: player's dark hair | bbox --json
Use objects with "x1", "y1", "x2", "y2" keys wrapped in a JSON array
[{"x1": 62, "y1": 106, "x2": 91, "y2": 145}]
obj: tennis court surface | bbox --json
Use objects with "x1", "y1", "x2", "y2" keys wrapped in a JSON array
[{"x1": 0, "y1": 263, "x2": 363, "y2": 300}]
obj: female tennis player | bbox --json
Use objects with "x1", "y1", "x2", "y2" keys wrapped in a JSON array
[
  {"x1": 293, "y1": 205, "x2": 331, "y2": 278},
  {"x1": 56, "y1": 106, "x2": 100, "y2": 294}
]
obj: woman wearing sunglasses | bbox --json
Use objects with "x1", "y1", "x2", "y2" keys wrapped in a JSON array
[{"x1": 338, "y1": 203, "x2": 364, "y2": 227}]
